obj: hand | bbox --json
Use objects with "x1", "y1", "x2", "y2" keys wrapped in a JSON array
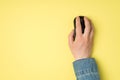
[{"x1": 68, "y1": 16, "x2": 94, "y2": 60}]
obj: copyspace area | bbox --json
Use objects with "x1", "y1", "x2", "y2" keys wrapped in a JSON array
[{"x1": 0, "y1": 0, "x2": 120, "y2": 80}]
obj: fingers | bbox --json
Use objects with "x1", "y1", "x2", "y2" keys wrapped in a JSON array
[
  {"x1": 76, "y1": 16, "x2": 82, "y2": 38},
  {"x1": 68, "y1": 30, "x2": 74, "y2": 46},
  {"x1": 71, "y1": 16, "x2": 94, "y2": 42},
  {"x1": 83, "y1": 17, "x2": 92, "y2": 38}
]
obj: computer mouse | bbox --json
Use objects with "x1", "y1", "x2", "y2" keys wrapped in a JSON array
[{"x1": 73, "y1": 16, "x2": 85, "y2": 41}]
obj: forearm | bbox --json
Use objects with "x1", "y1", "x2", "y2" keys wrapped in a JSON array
[{"x1": 73, "y1": 58, "x2": 100, "y2": 80}]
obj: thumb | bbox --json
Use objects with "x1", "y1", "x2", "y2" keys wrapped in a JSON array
[{"x1": 68, "y1": 29, "x2": 74, "y2": 46}]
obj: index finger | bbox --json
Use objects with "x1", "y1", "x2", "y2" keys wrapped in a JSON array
[{"x1": 76, "y1": 16, "x2": 82, "y2": 37}]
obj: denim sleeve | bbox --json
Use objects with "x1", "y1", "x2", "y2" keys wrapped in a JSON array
[{"x1": 73, "y1": 58, "x2": 100, "y2": 80}]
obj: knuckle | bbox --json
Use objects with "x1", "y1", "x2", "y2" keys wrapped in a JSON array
[
  {"x1": 84, "y1": 36, "x2": 89, "y2": 43},
  {"x1": 76, "y1": 35, "x2": 82, "y2": 40}
]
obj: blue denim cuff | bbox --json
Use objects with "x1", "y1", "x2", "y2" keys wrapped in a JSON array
[{"x1": 73, "y1": 58, "x2": 99, "y2": 76}]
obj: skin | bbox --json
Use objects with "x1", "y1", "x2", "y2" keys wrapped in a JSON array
[{"x1": 68, "y1": 16, "x2": 94, "y2": 60}]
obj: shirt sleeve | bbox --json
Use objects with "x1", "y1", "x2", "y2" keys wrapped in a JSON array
[{"x1": 73, "y1": 58, "x2": 100, "y2": 80}]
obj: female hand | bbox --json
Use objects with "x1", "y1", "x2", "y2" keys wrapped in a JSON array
[{"x1": 68, "y1": 16, "x2": 94, "y2": 60}]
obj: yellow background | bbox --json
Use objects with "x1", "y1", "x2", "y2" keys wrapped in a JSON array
[{"x1": 0, "y1": 0, "x2": 120, "y2": 80}]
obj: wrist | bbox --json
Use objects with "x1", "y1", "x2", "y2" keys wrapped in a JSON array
[{"x1": 74, "y1": 55, "x2": 91, "y2": 60}]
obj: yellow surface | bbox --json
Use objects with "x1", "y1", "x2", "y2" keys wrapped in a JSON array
[{"x1": 0, "y1": 0, "x2": 120, "y2": 80}]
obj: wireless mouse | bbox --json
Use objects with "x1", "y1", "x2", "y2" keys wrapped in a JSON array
[{"x1": 73, "y1": 16, "x2": 85, "y2": 41}]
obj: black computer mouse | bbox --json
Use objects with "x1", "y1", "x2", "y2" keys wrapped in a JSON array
[{"x1": 73, "y1": 16, "x2": 85, "y2": 41}]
